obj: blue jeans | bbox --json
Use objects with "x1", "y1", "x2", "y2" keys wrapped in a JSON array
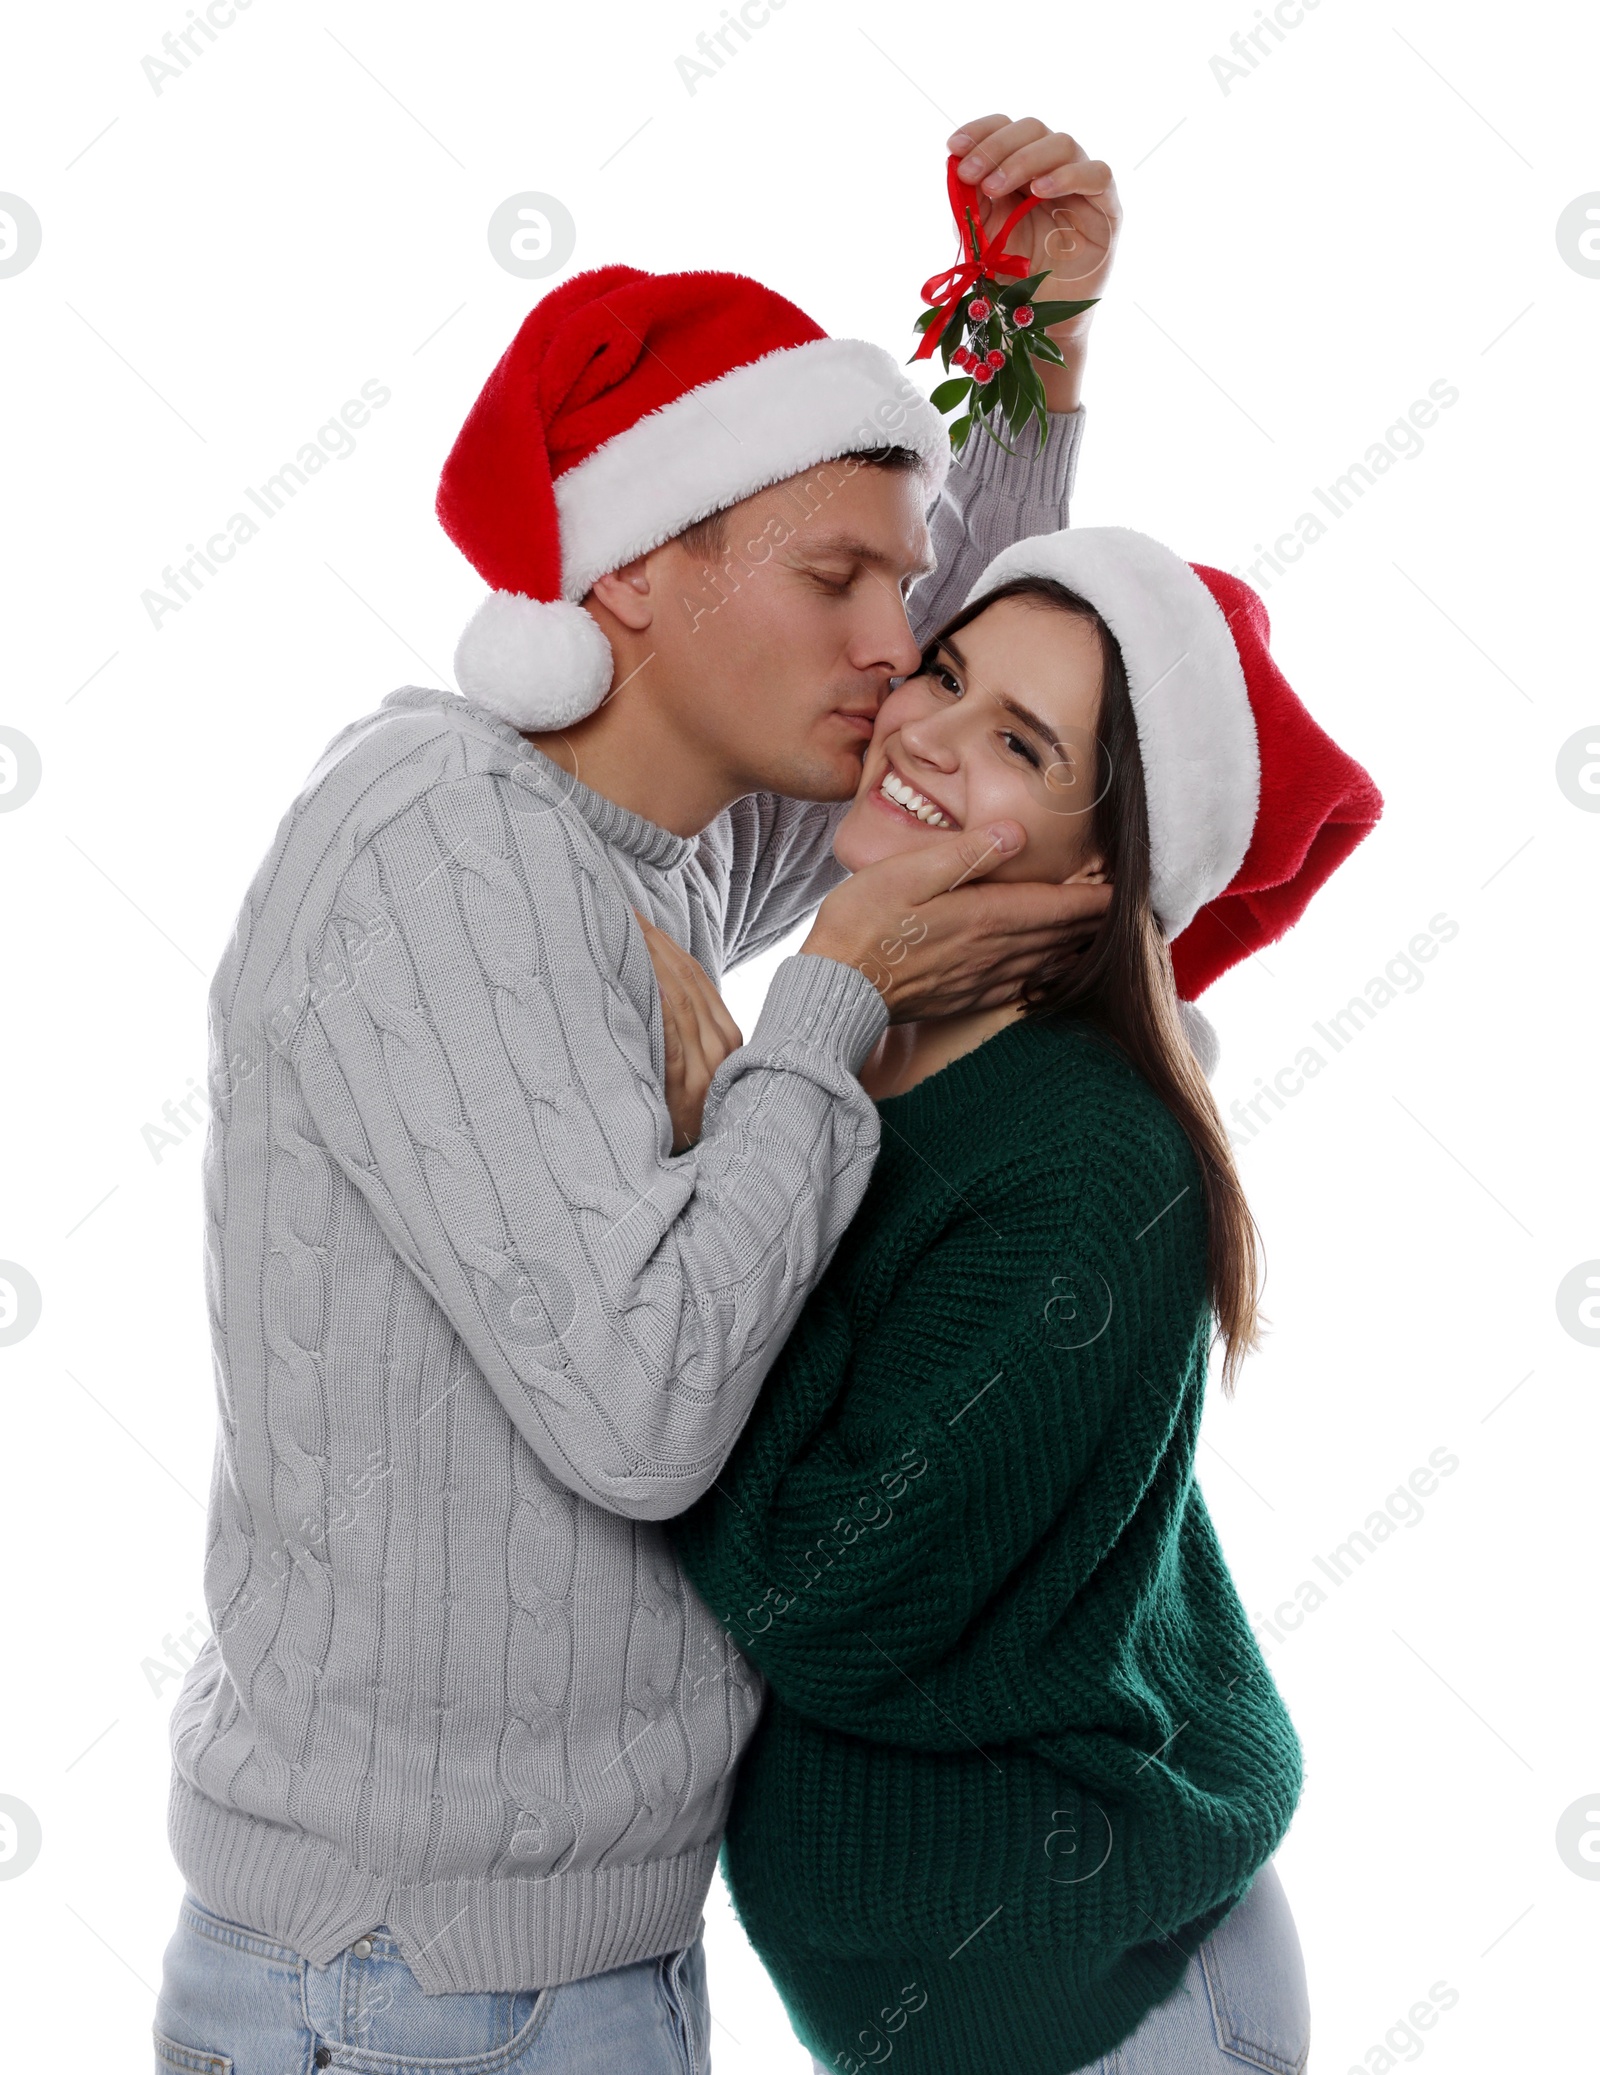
[
  {"x1": 810, "y1": 1858, "x2": 1308, "y2": 2075},
  {"x1": 154, "y1": 1891, "x2": 711, "y2": 2074}
]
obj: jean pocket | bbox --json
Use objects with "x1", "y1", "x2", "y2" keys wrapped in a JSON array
[
  {"x1": 309, "y1": 1983, "x2": 551, "y2": 2073},
  {"x1": 656, "y1": 1940, "x2": 709, "y2": 2075},
  {"x1": 1197, "y1": 1863, "x2": 1310, "y2": 2075},
  {"x1": 154, "y1": 2026, "x2": 232, "y2": 2074}
]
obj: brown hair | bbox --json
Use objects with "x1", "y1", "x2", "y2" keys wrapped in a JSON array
[
  {"x1": 675, "y1": 445, "x2": 926, "y2": 565},
  {"x1": 922, "y1": 576, "x2": 1265, "y2": 1396}
]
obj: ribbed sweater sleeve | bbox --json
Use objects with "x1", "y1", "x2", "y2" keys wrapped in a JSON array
[
  {"x1": 284, "y1": 769, "x2": 890, "y2": 1522},
  {"x1": 670, "y1": 1123, "x2": 1207, "y2": 1742}
]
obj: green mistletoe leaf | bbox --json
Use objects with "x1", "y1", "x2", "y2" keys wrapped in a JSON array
[
  {"x1": 929, "y1": 376, "x2": 973, "y2": 412},
  {"x1": 975, "y1": 407, "x2": 1023, "y2": 459},
  {"x1": 1026, "y1": 297, "x2": 1100, "y2": 326},
  {"x1": 997, "y1": 270, "x2": 1052, "y2": 306},
  {"x1": 1016, "y1": 354, "x2": 1049, "y2": 417},
  {"x1": 997, "y1": 354, "x2": 1022, "y2": 423}
]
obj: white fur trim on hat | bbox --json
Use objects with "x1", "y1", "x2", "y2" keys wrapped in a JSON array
[
  {"x1": 553, "y1": 337, "x2": 952, "y2": 603},
  {"x1": 452, "y1": 591, "x2": 615, "y2": 732},
  {"x1": 963, "y1": 526, "x2": 1260, "y2": 939}
]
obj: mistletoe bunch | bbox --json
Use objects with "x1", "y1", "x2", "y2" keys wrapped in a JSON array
[{"x1": 913, "y1": 241, "x2": 1096, "y2": 458}]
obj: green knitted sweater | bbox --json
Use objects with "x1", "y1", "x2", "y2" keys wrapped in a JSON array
[{"x1": 668, "y1": 1012, "x2": 1303, "y2": 2075}]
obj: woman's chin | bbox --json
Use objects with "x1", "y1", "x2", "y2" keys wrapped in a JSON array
[{"x1": 832, "y1": 797, "x2": 918, "y2": 873}]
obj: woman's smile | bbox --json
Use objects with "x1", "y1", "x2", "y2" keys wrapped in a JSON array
[{"x1": 870, "y1": 753, "x2": 960, "y2": 830}]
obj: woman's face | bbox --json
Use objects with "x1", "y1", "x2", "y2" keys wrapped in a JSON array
[{"x1": 831, "y1": 596, "x2": 1109, "y2": 884}]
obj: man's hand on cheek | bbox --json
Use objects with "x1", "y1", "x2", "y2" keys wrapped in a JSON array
[{"x1": 801, "y1": 823, "x2": 1113, "y2": 1023}]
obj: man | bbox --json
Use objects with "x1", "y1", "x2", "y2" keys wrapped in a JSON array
[{"x1": 153, "y1": 115, "x2": 1120, "y2": 2070}]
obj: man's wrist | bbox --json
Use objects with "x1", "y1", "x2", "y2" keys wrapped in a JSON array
[{"x1": 798, "y1": 925, "x2": 861, "y2": 980}]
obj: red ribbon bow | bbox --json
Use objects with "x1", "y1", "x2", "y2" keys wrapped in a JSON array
[{"x1": 913, "y1": 151, "x2": 1045, "y2": 362}]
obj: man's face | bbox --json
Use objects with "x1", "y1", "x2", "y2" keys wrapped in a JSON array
[{"x1": 641, "y1": 458, "x2": 937, "y2": 804}]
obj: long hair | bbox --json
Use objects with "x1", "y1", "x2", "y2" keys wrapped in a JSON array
[{"x1": 919, "y1": 576, "x2": 1265, "y2": 1396}]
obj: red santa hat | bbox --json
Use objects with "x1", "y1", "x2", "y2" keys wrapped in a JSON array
[
  {"x1": 435, "y1": 264, "x2": 952, "y2": 732},
  {"x1": 966, "y1": 526, "x2": 1383, "y2": 998}
]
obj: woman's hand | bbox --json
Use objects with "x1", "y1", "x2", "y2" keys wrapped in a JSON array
[
  {"x1": 944, "y1": 112, "x2": 1123, "y2": 411},
  {"x1": 634, "y1": 911, "x2": 744, "y2": 1153}
]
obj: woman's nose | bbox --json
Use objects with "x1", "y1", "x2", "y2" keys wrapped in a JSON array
[{"x1": 897, "y1": 710, "x2": 962, "y2": 771}]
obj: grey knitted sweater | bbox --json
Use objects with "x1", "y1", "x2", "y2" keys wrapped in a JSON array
[{"x1": 166, "y1": 409, "x2": 1085, "y2": 1993}]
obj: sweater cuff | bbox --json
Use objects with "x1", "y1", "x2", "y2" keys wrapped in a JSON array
[
  {"x1": 949, "y1": 404, "x2": 1084, "y2": 507},
  {"x1": 752, "y1": 951, "x2": 890, "y2": 1075}
]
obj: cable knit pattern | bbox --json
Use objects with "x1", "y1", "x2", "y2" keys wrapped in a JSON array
[
  {"x1": 668, "y1": 1016, "x2": 1303, "y2": 2075},
  {"x1": 164, "y1": 410, "x2": 1088, "y2": 1992}
]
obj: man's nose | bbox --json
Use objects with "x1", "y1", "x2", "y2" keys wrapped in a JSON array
[{"x1": 875, "y1": 600, "x2": 926, "y2": 679}]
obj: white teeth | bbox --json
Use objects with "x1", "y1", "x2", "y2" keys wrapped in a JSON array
[{"x1": 879, "y1": 769, "x2": 952, "y2": 828}]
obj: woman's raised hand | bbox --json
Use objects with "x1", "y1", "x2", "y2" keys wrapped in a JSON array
[
  {"x1": 943, "y1": 112, "x2": 1122, "y2": 411},
  {"x1": 945, "y1": 113, "x2": 1121, "y2": 321}
]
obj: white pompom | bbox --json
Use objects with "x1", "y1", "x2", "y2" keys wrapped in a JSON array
[{"x1": 452, "y1": 591, "x2": 615, "y2": 731}]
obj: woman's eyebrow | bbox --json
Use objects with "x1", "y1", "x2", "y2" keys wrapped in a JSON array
[
  {"x1": 932, "y1": 637, "x2": 1066, "y2": 755},
  {"x1": 994, "y1": 691, "x2": 1068, "y2": 756}
]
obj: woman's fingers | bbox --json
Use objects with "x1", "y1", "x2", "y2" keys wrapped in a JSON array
[
  {"x1": 700, "y1": 984, "x2": 744, "y2": 1060},
  {"x1": 951, "y1": 116, "x2": 1048, "y2": 187},
  {"x1": 981, "y1": 135, "x2": 1100, "y2": 201},
  {"x1": 633, "y1": 909, "x2": 743, "y2": 1149},
  {"x1": 946, "y1": 114, "x2": 1012, "y2": 156},
  {"x1": 683, "y1": 976, "x2": 743, "y2": 1095},
  {"x1": 945, "y1": 117, "x2": 1119, "y2": 231},
  {"x1": 637, "y1": 911, "x2": 742, "y2": 1057}
]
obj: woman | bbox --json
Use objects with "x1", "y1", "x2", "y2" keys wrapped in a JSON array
[{"x1": 658, "y1": 525, "x2": 1383, "y2": 2075}]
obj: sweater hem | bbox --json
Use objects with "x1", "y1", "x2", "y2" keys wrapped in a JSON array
[
  {"x1": 167, "y1": 1775, "x2": 719, "y2": 1993},
  {"x1": 769, "y1": 1923, "x2": 1206, "y2": 2075}
]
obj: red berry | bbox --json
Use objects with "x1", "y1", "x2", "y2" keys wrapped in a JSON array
[
  {"x1": 985, "y1": 348, "x2": 1005, "y2": 369},
  {"x1": 1014, "y1": 305, "x2": 1034, "y2": 326},
  {"x1": 968, "y1": 296, "x2": 991, "y2": 321},
  {"x1": 972, "y1": 363, "x2": 995, "y2": 385}
]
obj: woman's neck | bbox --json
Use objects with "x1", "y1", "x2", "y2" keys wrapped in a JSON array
[{"x1": 857, "y1": 1000, "x2": 1029, "y2": 1102}]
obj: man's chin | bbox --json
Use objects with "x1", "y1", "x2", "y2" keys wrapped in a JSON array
[{"x1": 754, "y1": 745, "x2": 868, "y2": 805}]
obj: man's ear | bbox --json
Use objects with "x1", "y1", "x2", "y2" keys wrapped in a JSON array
[{"x1": 587, "y1": 552, "x2": 654, "y2": 633}]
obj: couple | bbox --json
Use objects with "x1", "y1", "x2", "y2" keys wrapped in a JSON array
[{"x1": 152, "y1": 115, "x2": 1379, "y2": 2075}]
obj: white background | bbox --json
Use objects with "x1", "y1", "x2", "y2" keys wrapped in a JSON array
[{"x1": 1, "y1": 0, "x2": 1596, "y2": 2067}]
